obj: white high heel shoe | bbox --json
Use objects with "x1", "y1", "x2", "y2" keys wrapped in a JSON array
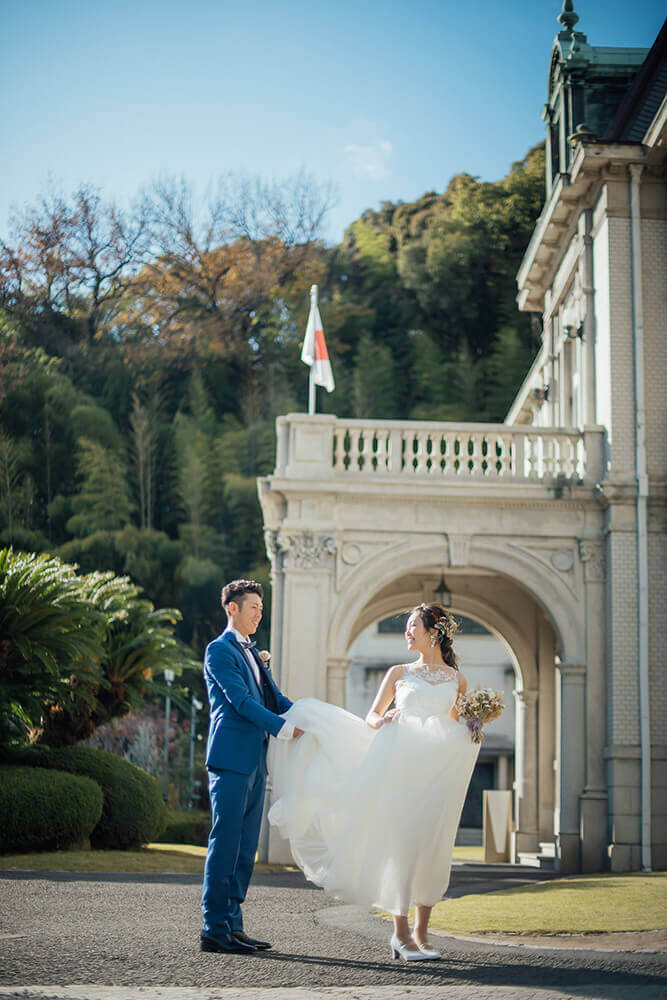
[
  {"x1": 390, "y1": 934, "x2": 432, "y2": 961},
  {"x1": 411, "y1": 935, "x2": 441, "y2": 959}
]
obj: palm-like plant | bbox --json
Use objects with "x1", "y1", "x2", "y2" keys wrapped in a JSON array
[
  {"x1": 38, "y1": 570, "x2": 199, "y2": 745},
  {"x1": 0, "y1": 548, "x2": 104, "y2": 743}
]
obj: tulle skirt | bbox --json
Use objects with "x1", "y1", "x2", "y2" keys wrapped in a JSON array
[{"x1": 268, "y1": 697, "x2": 480, "y2": 915}]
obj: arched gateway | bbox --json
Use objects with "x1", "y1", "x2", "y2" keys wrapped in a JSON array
[{"x1": 258, "y1": 414, "x2": 608, "y2": 874}]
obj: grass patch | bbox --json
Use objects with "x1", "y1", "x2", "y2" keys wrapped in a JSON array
[
  {"x1": 0, "y1": 843, "x2": 293, "y2": 875},
  {"x1": 427, "y1": 872, "x2": 667, "y2": 935},
  {"x1": 452, "y1": 845, "x2": 484, "y2": 862}
]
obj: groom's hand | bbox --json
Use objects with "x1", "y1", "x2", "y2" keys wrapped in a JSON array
[{"x1": 292, "y1": 727, "x2": 304, "y2": 739}]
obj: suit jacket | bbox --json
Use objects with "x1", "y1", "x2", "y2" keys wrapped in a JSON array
[{"x1": 203, "y1": 630, "x2": 292, "y2": 774}]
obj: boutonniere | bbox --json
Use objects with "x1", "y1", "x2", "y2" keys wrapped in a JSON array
[{"x1": 259, "y1": 650, "x2": 271, "y2": 664}]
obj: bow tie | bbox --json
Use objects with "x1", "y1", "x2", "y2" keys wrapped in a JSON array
[{"x1": 240, "y1": 639, "x2": 256, "y2": 650}]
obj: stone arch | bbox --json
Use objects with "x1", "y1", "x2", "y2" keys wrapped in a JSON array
[
  {"x1": 342, "y1": 587, "x2": 529, "y2": 691},
  {"x1": 328, "y1": 535, "x2": 583, "y2": 675}
]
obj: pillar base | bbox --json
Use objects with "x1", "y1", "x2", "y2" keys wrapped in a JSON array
[
  {"x1": 580, "y1": 788, "x2": 608, "y2": 873},
  {"x1": 511, "y1": 829, "x2": 539, "y2": 861},
  {"x1": 267, "y1": 823, "x2": 296, "y2": 865},
  {"x1": 608, "y1": 841, "x2": 642, "y2": 872},
  {"x1": 557, "y1": 832, "x2": 581, "y2": 873}
]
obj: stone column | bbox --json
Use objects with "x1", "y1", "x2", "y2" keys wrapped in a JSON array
[
  {"x1": 582, "y1": 209, "x2": 598, "y2": 428},
  {"x1": 578, "y1": 539, "x2": 609, "y2": 873},
  {"x1": 497, "y1": 755, "x2": 510, "y2": 791},
  {"x1": 265, "y1": 528, "x2": 285, "y2": 688},
  {"x1": 277, "y1": 529, "x2": 336, "y2": 701},
  {"x1": 537, "y1": 616, "x2": 556, "y2": 844},
  {"x1": 326, "y1": 657, "x2": 351, "y2": 708},
  {"x1": 555, "y1": 662, "x2": 587, "y2": 873},
  {"x1": 264, "y1": 527, "x2": 337, "y2": 863},
  {"x1": 512, "y1": 688, "x2": 539, "y2": 857}
]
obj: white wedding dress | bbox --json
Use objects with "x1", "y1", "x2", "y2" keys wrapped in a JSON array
[{"x1": 268, "y1": 664, "x2": 480, "y2": 915}]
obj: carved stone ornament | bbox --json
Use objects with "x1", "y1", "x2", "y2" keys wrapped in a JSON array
[
  {"x1": 282, "y1": 531, "x2": 336, "y2": 570},
  {"x1": 551, "y1": 549, "x2": 574, "y2": 572},
  {"x1": 341, "y1": 542, "x2": 362, "y2": 566},
  {"x1": 578, "y1": 539, "x2": 606, "y2": 582}
]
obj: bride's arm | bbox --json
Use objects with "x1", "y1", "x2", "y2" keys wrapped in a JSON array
[
  {"x1": 365, "y1": 664, "x2": 403, "y2": 729},
  {"x1": 449, "y1": 670, "x2": 468, "y2": 721}
]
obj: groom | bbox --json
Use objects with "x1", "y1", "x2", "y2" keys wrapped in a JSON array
[{"x1": 200, "y1": 578, "x2": 302, "y2": 955}]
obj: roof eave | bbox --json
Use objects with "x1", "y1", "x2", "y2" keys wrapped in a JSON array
[{"x1": 516, "y1": 142, "x2": 648, "y2": 313}]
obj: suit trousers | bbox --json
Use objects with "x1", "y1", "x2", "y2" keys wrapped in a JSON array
[{"x1": 201, "y1": 755, "x2": 267, "y2": 938}]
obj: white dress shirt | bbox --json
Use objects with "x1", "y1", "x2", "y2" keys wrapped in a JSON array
[{"x1": 224, "y1": 625, "x2": 294, "y2": 740}]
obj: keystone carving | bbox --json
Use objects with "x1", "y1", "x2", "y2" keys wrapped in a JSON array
[{"x1": 448, "y1": 534, "x2": 471, "y2": 567}]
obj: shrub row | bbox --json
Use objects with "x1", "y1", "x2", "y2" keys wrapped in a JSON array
[
  {"x1": 154, "y1": 809, "x2": 211, "y2": 846},
  {"x1": 0, "y1": 745, "x2": 166, "y2": 850},
  {"x1": 0, "y1": 766, "x2": 103, "y2": 853}
]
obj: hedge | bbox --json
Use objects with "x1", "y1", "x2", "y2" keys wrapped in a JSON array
[
  {"x1": 0, "y1": 765, "x2": 103, "y2": 853},
  {"x1": 0, "y1": 746, "x2": 166, "y2": 849},
  {"x1": 155, "y1": 809, "x2": 211, "y2": 846}
]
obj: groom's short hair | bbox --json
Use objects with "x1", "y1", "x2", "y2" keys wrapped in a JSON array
[{"x1": 221, "y1": 578, "x2": 263, "y2": 611}]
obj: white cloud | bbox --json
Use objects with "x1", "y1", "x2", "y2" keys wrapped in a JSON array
[{"x1": 345, "y1": 139, "x2": 393, "y2": 180}]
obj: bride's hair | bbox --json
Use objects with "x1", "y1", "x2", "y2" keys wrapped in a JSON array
[{"x1": 413, "y1": 603, "x2": 459, "y2": 670}]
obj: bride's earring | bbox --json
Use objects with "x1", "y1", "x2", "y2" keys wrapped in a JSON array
[{"x1": 430, "y1": 633, "x2": 437, "y2": 647}]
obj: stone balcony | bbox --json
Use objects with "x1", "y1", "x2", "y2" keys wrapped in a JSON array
[{"x1": 272, "y1": 413, "x2": 606, "y2": 492}]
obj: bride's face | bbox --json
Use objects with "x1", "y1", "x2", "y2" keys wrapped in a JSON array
[{"x1": 405, "y1": 612, "x2": 429, "y2": 653}]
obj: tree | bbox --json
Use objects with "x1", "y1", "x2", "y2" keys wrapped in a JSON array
[
  {"x1": 353, "y1": 332, "x2": 400, "y2": 419},
  {"x1": 116, "y1": 171, "x2": 333, "y2": 368},
  {"x1": 0, "y1": 184, "x2": 148, "y2": 348},
  {"x1": 66, "y1": 439, "x2": 134, "y2": 537},
  {"x1": 0, "y1": 548, "x2": 104, "y2": 743},
  {"x1": 129, "y1": 391, "x2": 161, "y2": 530},
  {"x1": 482, "y1": 326, "x2": 533, "y2": 421}
]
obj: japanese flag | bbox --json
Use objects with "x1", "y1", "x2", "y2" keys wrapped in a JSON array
[{"x1": 301, "y1": 295, "x2": 335, "y2": 392}]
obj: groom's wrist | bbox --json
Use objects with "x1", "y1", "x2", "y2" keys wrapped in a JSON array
[{"x1": 276, "y1": 719, "x2": 295, "y2": 740}]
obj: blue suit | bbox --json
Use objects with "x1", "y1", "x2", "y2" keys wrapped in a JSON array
[{"x1": 201, "y1": 629, "x2": 292, "y2": 940}]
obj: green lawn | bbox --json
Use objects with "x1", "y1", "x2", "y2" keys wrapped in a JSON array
[
  {"x1": 452, "y1": 845, "x2": 484, "y2": 862},
  {"x1": 0, "y1": 843, "x2": 293, "y2": 875},
  {"x1": 427, "y1": 872, "x2": 667, "y2": 935}
]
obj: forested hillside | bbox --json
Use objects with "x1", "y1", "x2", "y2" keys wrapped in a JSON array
[{"x1": 0, "y1": 144, "x2": 545, "y2": 650}]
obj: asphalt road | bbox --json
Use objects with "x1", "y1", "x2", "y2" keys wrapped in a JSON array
[{"x1": 0, "y1": 865, "x2": 665, "y2": 1000}]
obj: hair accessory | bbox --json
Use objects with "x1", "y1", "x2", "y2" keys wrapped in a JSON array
[{"x1": 432, "y1": 616, "x2": 457, "y2": 642}]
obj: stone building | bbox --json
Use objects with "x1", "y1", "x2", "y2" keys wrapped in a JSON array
[{"x1": 259, "y1": 4, "x2": 666, "y2": 873}]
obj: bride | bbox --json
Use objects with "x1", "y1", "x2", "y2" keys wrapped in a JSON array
[{"x1": 268, "y1": 602, "x2": 480, "y2": 962}]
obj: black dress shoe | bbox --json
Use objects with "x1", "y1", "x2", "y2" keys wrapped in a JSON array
[
  {"x1": 231, "y1": 929, "x2": 272, "y2": 951},
  {"x1": 200, "y1": 932, "x2": 256, "y2": 954}
]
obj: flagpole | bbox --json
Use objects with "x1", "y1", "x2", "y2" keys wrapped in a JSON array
[
  {"x1": 308, "y1": 369, "x2": 316, "y2": 415},
  {"x1": 308, "y1": 284, "x2": 318, "y2": 415}
]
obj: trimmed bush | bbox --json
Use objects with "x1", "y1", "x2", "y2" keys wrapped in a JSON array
[
  {"x1": 0, "y1": 765, "x2": 103, "y2": 853},
  {"x1": 155, "y1": 810, "x2": 211, "y2": 846},
  {"x1": 0, "y1": 746, "x2": 166, "y2": 849}
]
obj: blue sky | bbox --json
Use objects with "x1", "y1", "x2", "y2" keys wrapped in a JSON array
[{"x1": 1, "y1": 0, "x2": 664, "y2": 243}]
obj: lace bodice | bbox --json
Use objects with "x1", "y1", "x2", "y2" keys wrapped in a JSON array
[{"x1": 395, "y1": 663, "x2": 459, "y2": 719}]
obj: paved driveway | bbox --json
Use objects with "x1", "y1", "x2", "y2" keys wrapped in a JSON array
[{"x1": 0, "y1": 865, "x2": 665, "y2": 1000}]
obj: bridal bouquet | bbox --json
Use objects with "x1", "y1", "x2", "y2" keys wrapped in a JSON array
[{"x1": 456, "y1": 686, "x2": 505, "y2": 744}]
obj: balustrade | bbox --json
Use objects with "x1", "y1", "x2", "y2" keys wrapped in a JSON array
[{"x1": 331, "y1": 420, "x2": 588, "y2": 482}]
